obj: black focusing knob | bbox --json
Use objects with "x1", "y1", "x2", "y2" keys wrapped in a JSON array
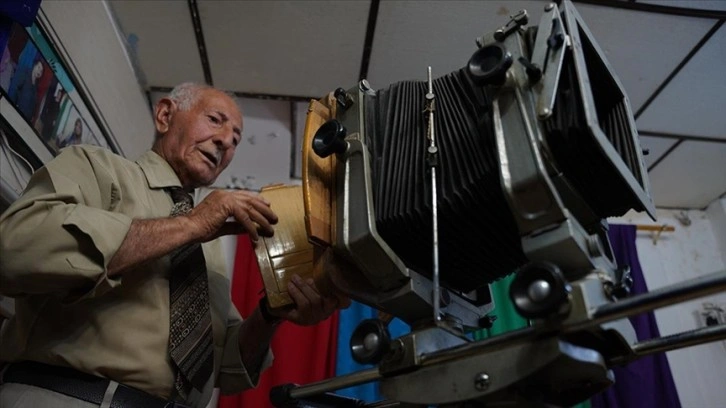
[
  {"x1": 350, "y1": 319, "x2": 391, "y2": 365},
  {"x1": 509, "y1": 261, "x2": 571, "y2": 319},
  {"x1": 334, "y1": 87, "x2": 353, "y2": 110},
  {"x1": 467, "y1": 43, "x2": 513, "y2": 86},
  {"x1": 312, "y1": 119, "x2": 347, "y2": 158}
]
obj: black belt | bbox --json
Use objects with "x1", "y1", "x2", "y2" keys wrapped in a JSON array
[{"x1": 1, "y1": 361, "x2": 190, "y2": 408}]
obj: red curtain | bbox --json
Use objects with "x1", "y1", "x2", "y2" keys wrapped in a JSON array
[{"x1": 218, "y1": 236, "x2": 339, "y2": 408}]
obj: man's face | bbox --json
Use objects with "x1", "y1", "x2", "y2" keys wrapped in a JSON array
[
  {"x1": 32, "y1": 62, "x2": 43, "y2": 81},
  {"x1": 158, "y1": 89, "x2": 243, "y2": 189}
]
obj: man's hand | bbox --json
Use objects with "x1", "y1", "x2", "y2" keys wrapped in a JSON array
[
  {"x1": 186, "y1": 189, "x2": 278, "y2": 242},
  {"x1": 107, "y1": 189, "x2": 278, "y2": 277},
  {"x1": 271, "y1": 275, "x2": 351, "y2": 326},
  {"x1": 237, "y1": 275, "x2": 349, "y2": 373}
]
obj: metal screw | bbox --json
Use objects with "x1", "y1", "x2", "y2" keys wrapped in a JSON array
[
  {"x1": 474, "y1": 372, "x2": 491, "y2": 391},
  {"x1": 545, "y1": 3, "x2": 555, "y2": 12},
  {"x1": 389, "y1": 339, "x2": 404, "y2": 360},
  {"x1": 538, "y1": 107, "x2": 552, "y2": 119}
]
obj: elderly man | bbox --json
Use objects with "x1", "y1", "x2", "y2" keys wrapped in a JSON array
[{"x1": 0, "y1": 83, "x2": 341, "y2": 408}]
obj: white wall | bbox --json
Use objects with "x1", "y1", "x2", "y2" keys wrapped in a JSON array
[
  {"x1": 610, "y1": 204, "x2": 726, "y2": 408},
  {"x1": 706, "y1": 198, "x2": 726, "y2": 268},
  {"x1": 214, "y1": 97, "x2": 295, "y2": 190}
]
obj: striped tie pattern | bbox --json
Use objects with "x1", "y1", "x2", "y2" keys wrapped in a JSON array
[{"x1": 168, "y1": 188, "x2": 213, "y2": 398}]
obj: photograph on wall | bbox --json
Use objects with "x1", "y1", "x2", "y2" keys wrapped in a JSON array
[
  {"x1": 54, "y1": 104, "x2": 83, "y2": 150},
  {"x1": 52, "y1": 103, "x2": 106, "y2": 152},
  {"x1": 0, "y1": 21, "x2": 115, "y2": 155},
  {"x1": 36, "y1": 78, "x2": 69, "y2": 145},
  {"x1": 1, "y1": 23, "x2": 52, "y2": 125}
]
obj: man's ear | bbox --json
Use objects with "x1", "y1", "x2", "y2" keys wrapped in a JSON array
[{"x1": 154, "y1": 97, "x2": 175, "y2": 134}]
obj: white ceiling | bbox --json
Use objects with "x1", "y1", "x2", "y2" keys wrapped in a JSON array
[{"x1": 109, "y1": 0, "x2": 726, "y2": 210}]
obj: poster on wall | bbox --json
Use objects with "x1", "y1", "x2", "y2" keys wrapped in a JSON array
[{"x1": 0, "y1": 21, "x2": 113, "y2": 155}]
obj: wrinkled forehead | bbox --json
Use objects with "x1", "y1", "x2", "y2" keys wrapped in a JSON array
[{"x1": 200, "y1": 89, "x2": 243, "y2": 126}]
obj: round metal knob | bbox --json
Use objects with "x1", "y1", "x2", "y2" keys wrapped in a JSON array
[
  {"x1": 509, "y1": 262, "x2": 571, "y2": 319},
  {"x1": 467, "y1": 43, "x2": 513, "y2": 86},
  {"x1": 312, "y1": 119, "x2": 347, "y2": 158},
  {"x1": 350, "y1": 319, "x2": 391, "y2": 365}
]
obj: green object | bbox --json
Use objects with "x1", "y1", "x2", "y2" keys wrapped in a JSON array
[
  {"x1": 472, "y1": 275, "x2": 591, "y2": 408},
  {"x1": 474, "y1": 274, "x2": 528, "y2": 339}
]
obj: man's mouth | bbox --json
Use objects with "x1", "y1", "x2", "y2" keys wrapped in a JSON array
[{"x1": 200, "y1": 150, "x2": 220, "y2": 167}]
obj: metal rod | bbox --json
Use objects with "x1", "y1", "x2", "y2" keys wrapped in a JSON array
[
  {"x1": 424, "y1": 272, "x2": 726, "y2": 366},
  {"x1": 634, "y1": 324, "x2": 726, "y2": 359},
  {"x1": 364, "y1": 401, "x2": 404, "y2": 408},
  {"x1": 426, "y1": 66, "x2": 441, "y2": 323},
  {"x1": 610, "y1": 324, "x2": 726, "y2": 365},
  {"x1": 288, "y1": 367, "x2": 381, "y2": 400},
  {"x1": 567, "y1": 271, "x2": 726, "y2": 332},
  {"x1": 421, "y1": 326, "x2": 538, "y2": 367},
  {"x1": 187, "y1": 0, "x2": 213, "y2": 85},
  {"x1": 288, "y1": 327, "x2": 540, "y2": 399},
  {"x1": 283, "y1": 272, "x2": 726, "y2": 398}
]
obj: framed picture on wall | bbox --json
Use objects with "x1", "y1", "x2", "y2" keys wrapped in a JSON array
[{"x1": 0, "y1": 21, "x2": 114, "y2": 156}]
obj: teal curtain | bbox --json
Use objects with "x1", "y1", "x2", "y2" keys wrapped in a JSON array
[{"x1": 473, "y1": 274, "x2": 529, "y2": 339}]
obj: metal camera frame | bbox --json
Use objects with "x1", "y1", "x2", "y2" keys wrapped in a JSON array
[{"x1": 273, "y1": 1, "x2": 726, "y2": 407}]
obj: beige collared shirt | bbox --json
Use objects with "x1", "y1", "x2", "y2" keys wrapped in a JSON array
[{"x1": 0, "y1": 145, "x2": 272, "y2": 407}]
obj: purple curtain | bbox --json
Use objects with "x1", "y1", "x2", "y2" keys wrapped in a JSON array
[{"x1": 591, "y1": 224, "x2": 681, "y2": 408}]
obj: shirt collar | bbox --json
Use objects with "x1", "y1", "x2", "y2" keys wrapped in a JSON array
[{"x1": 136, "y1": 150, "x2": 182, "y2": 190}]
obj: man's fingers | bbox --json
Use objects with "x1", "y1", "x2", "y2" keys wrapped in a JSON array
[
  {"x1": 292, "y1": 276, "x2": 329, "y2": 322},
  {"x1": 287, "y1": 279, "x2": 310, "y2": 309},
  {"x1": 293, "y1": 276, "x2": 322, "y2": 303},
  {"x1": 251, "y1": 199, "x2": 278, "y2": 225},
  {"x1": 246, "y1": 207, "x2": 275, "y2": 237},
  {"x1": 231, "y1": 194, "x2": 278, "y2": 237},
  {"x1": 232, "y1": 206, "x2": 259, "y2": 241},
  {"x1": 232, "y1": 191, "x2": 277, "y2": 222},
  {"x1": 255, "y1": 202, "x2": 278, "y2": 225},
  {"x1": 282, "y1": 278, "x2": 342, "y2": 326}
]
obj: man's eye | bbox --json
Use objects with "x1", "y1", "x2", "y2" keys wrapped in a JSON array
[
  {"x1": 233, "y1": 138, "x2": 240, "y2": 146},
  {"x1": 208, "y1": 115, "x2": 220, "y2": 124}
]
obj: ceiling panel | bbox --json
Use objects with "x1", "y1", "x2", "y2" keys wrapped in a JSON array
[
  {"x1": 638, "y1": 0, "x2": 726, "y2": 12},
  {"x1": 109, "y1": 0, "x2": 204, "y2": 88},
  {"x1": 636, "y1": 24, "x2": 726, "y2": 139},
  {"x1": 573, "y1": 3, "x2": 715, "y2": 113},
  {"x1": 366, "y1": 0, "x2": 712, "y2": 113},
  {"x1": 647, "y1": 141, "x2": 726, "y2": 208},
  {"x1": 199, "y1": 0, "x2": 370, "y2": 98},
  {"x1": 639, "y1": 135, "x2": 678, "y2": 168},
  {"x1": 367, "y1": 1, "x2": 543, "y2": 88}
]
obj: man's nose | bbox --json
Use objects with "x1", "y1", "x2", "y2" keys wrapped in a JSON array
[{"x1": 213, "y1": 127, "x2": 236, "y2": 149}]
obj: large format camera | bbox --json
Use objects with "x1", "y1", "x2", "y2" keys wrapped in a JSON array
[{"x1": 260, "y1": 1, "x2": 726, "y2": 406}]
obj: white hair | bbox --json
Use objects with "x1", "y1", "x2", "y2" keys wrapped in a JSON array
[
  {"x1": 167, "y1": 82, "x2": 238, "y2": 112},
  {"x1": 167, "y1": 82, "x2": 213, "y2": 111}
]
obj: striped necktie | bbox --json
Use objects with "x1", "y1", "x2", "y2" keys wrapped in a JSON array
[{"x1": 167, "y1": 188, "x2": 213, "y2": 398}]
